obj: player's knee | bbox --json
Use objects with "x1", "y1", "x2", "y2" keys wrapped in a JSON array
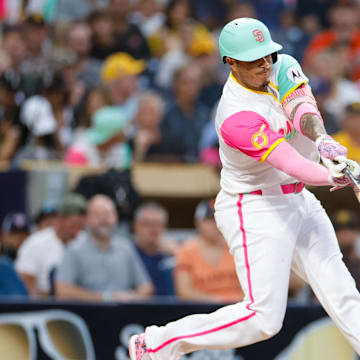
[
  {"x1": 258, "y1": 320, "x2": 283, "y2": 340},
  {"x1": 254, "y1": 313, "x2": 283, "y2": 341}
]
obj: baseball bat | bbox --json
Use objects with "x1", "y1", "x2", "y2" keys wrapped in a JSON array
[
  {"x1": 321, "y1": 157, "x2": 360, "y2": 203},
  {"x1": 342, "y1": 166, "x2": 360, "y2": 203}
]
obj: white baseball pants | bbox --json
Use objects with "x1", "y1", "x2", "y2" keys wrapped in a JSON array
[{"x1": 145, "y1": 188, "x2": 360, "y2": 360}]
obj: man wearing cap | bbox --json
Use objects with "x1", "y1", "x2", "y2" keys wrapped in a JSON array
[
  {"x1": 56, "y1": 195, "x2": 153, "y2": 302},
  {"x1": 101, "y1": 52, "x2": 145, "y2": 123},
  {"x1": 129, "y1": 18, "x2": 360, "y2": 359},
  {"x1": 15, "y1": 193, "x2": 87, "y2": 296},
  {"x1": 1, "y1": 212, "x2": 31, "y2": 261}
]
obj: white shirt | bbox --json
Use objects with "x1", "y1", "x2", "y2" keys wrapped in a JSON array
[{"x1": 15, "y1": 227, "x2": 65, "y2": 293}]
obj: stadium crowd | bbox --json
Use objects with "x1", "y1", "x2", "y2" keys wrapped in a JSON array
[{"x1": 1, "y1": 0, "x2": 360, "y2": 304}]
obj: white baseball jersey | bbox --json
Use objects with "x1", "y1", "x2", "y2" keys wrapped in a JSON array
[{"x1": 215, "y1": 54, "x2": 319, "y2": 194}]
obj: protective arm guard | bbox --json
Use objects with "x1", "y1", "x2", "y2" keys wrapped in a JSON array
[
  {"x1": 282, "y1": 84, "x2": 323, "y2": 135},
  {"x1": 276, "y1": 54, "x2": 322, "y2": 135}
]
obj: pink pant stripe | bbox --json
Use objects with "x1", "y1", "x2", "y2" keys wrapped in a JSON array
[
  {"x1": 147, "y1": 312, "x2": 256, "y2": 353},
  {"x1": 147, "y1": 194, "x2": 255, "y2": 354},
  {"x1": 237, "y1": 194, "x2": 255, "y2": 310}
]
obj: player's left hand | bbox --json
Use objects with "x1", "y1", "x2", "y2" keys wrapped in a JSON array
[{"x1": 316, "y1": 134, "x2": 347, "y2": 161}]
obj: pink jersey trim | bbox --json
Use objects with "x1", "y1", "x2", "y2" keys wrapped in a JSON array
[{"x1": 147, "y1": 195, "x2": 256, "y2": 354}]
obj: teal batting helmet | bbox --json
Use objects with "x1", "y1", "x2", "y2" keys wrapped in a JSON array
[{"x1": 219, "y1": 18, "x2": 282, "y2": 63}]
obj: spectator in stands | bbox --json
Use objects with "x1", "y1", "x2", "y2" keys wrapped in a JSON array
[
  {"x1": 149, "y1": 0, "x2": 197, "y2": 58},
  {"x1": 306, "y1": 48, "x2": 360, "y2": 125},
  {"x1": 1, "y1": 212, "x2": 31, "y2": 261},
  {"x1": 198, "y1": 104, "x2": 221, "y2": 169},
  {"x1": 0, "y1": 71, "x2": 26, "y2": 163},
  {"x1": 56, "y1": 194, "x2": 153, "y2": 301},
  {"x1": 309, "y1": 78, "x2": 339, "y2": 135},
  {"x1": 0, "y1": 24, "x2": 43, "y2": 98},
  {"x1": 22, "y1": 14, "x2": 53, "y2": 78},
  {"x1": 66, "y1": 21, "x2": 102, "y2": 89},
  {"x1": 187, "y1": 28, "x2": 223, "y2": 111},
  {"x1": 303, "y1": 2, "x2": 360, "y2": 81},
  {"x1": 51, "y1": 48, "x2": 85, "y2": 110},
  {"x1": 333, "y1": 102, "x2": 360, "y2": 163},
  {"x1": 66, "y1": 52, "x2": 146, "y2": 167},
  {"x1": 132, "y1": 202, "x2": 177, "y2": 297},
  {"x1": 271, "y1": 9, "x2": 310, "y2": 62},
  {"x1": 34, "y1": 206, "x2": 59, "y2": 231},
  {"x1": 129, "y1": 0, "x2": 166, "y2": 38},
  {"x1": 107, "y1": 0, "x2": 151, "y2": 60},
  {"x1": 0, "y1": 236, "x2": 28, "y2": 297},
  {"x1": 160, "y1": 63, "x2": 210, "y2": 162},
  {"x1": 150, "y1": 0, "x2": 210, "y2": 89},
  {"x1": 331, "y1": 209, "x2": 360, "y2": 290},
  {"x1": 0, "y1": 25, "x2": 26, "y2": 77},
  {"x1": 15, "y1": 193, "x2": 87, "y2": 296},
  {"x1": 14, "y1": 72, "x2": 73, "y2": 164},
  {"x1": 75, "y1": 87, "x2": 110, "y2": 130},
  {"x1": 101, "y1": 52, "x2": 145, "y2": 122},
  {"x1": 65, "y1": 104, "x2": 131, "y2": 168},
  {"x1": 88, "y1": 10, "x2": 120, "y2": 61},
  {"x1": 175, "y1": 199, "x2": 244, "y2": 303},
  {"x1": 127, "y1": 91, "x2": 175, "y2": 162}
]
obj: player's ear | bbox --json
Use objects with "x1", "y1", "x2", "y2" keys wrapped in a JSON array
[{"x1": 225, "y1": 57, "x2": 235, "y2": 65}]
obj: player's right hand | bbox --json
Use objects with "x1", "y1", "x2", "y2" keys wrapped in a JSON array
[{"x1": 315, "y1": 134, "x2": 347, "y2": 161}]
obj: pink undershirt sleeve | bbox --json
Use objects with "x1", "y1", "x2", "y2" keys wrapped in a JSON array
[{"x1": 265, "y1": 140, "x2": 331, "y2": 186}]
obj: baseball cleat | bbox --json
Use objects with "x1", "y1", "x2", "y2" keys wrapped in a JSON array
[{"x1": 129, "y1": 333, "x2": 151, "y2": 360}]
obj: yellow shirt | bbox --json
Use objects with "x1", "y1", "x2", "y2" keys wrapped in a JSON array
[{"x1": 333, "y1": 131, "x2": 360, "y2": 162}]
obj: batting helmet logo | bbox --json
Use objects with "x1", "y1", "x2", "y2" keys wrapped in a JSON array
[{"x1": 252, "y1": 29, "x2": 264, "y2": 43}]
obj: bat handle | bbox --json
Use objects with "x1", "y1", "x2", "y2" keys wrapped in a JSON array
[{"x1": 343, "y1": 167, "x2": 358, "y2": 185}]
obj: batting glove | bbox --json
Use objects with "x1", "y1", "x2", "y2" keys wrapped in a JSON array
[
  {"x1": 327, "y1": 161, "x2": 351, "y2": 192},
  {"x1": 334, "y1": 155, "x2": 360, "y2": 178},
  {"x1": 315, "y1": 134, "x2": 347, "y2": 161}
]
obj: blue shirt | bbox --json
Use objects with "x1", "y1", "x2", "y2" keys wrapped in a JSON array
[
  {"x1": 135, "y1": 246, "x2": 175, "y2": 296},
  {"x1": 0, "y1": 256, "x2": 28, "y2": 296}
]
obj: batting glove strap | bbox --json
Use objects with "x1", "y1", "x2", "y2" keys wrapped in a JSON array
[{"x1": 315, "y1": 134, "x2": 347, "y2": 161}]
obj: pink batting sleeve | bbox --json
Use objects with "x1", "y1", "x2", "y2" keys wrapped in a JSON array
[
  {"x1": 266, "y1": 140, "x2": 330, "y2": 186},
  {"x1": 220, "y1": 111, "x2": 285, "y2": 162}
]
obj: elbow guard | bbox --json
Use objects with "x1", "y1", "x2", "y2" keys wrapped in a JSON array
[{"x1": 282, "y1": 84, "x2": 322, "y2": 135}]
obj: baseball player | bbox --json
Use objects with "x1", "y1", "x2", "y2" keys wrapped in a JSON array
[{"x1": 129, "y1": 18, "x2": 360, "y2": 360}]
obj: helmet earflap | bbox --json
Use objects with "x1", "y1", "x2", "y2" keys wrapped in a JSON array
[{"x1": 271, "y1": 52, "x2": 278, "y2": 64}]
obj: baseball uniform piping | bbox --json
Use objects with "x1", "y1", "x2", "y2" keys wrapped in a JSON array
[
  {"x1": 147, "y1": 194, "x2": 256, "y2": 354},
  {"x1": 230, "y1": 72, "x2": 279, "y2": 103}
]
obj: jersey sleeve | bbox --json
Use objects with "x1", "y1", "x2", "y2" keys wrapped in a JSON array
[
  {"x1": 278, "y1": 54, "x2": 309, "y2": 103},
  {"x1": 220, "y1": 111, "x2": 285, "y2": 162}
]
